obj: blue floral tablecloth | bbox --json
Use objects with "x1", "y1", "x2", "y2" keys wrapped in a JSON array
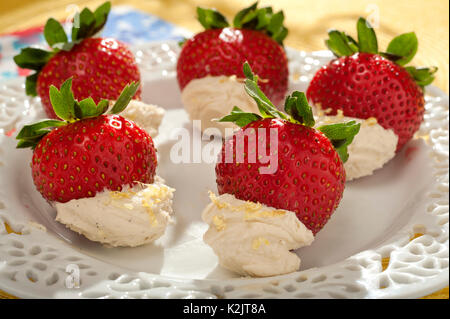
[{"x1": 0, "y1": 6, "x2": 189, "y2": 82}]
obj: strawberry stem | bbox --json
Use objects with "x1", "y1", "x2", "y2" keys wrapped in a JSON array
[
  {"x1": 325, "y1": 17, "x2": 436, "y2": 87},
  {"x1": 219, "y1": 62, "x2": 360, "y2": 163},
  {"x1": 196, "y1": 2, "x2": 288, "y2": 45},
  {"x1": 16, "y1": 78, "x2": 139, "y2": 150}
]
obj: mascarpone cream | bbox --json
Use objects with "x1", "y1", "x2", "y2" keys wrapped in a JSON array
[
  {"x1": 111, "y1": 99, "x2": 165, "y2": 138},
  {"x1": 55, "y1": 176, "x2": 175, "y2": 247},
  {"x1": 202, "y1": 193, "x2": 314, "y2": 277},
  {"x1": 181, "y1": 75, "x2": 258, "y2": 136},
  {"x1": 314, "y1": 109, "x2": 398, "y2": 181}
]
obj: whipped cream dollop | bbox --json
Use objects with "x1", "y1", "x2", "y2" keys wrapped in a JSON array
[
  {"x1": 314, "y1": 109, "x2": 398, "y2": 181},
  {"x1": 55, "y1": 176, "x2": 175, "y2": 247},
  {"x1": 110, "y1": 100, "x2": 165, "y2": 138},
  {"x1": 202, "y1": 193, "x2": 314, "y2": 277},
  {"x1": 181, "y1": 75, "x2": 258, "y2": 136}
]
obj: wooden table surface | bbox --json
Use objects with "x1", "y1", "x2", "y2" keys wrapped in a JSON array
[{"x1": 0, "y1": 0, "x2": 448, "y2": 299}]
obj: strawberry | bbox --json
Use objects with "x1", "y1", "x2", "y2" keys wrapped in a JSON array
[
  {"x1": 13, "y1": 1, "x2": 141, "y2": 119},
  {"x1": 306, "y1": 17, "x2": 437, "y2": 151},
  {"x1": 16, "y1": 80, "x2": 156, "y2": 203},
  {"x1": 216, "y1": 63, "x2": 360, "y2": 235},
  {"x1": 177, "y1": 3, "x2": 288, "y2": 106}
]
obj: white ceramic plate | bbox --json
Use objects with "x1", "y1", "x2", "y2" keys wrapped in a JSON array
[{"x1": 0, "y1": 41, "x2": 448, "y2": 299}]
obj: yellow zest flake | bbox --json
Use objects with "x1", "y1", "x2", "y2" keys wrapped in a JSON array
[
  {"x1": 123, "y1": 203, "x2": 134, "y2": 210},
  {"x1": 109, "y1": 190, "x2": 134, "y2": 199},
  {"x1": 209, "y1": 191, "x2": 230, "y2": 210},
  {"x1": 212, "y1": 215, "x2": 226, "y2": 231},
  {"x1": 142, "y1": 199, "x2": 158, "y2": 227},
  {"x1": 252, "y1": 237, "x2": 270, "y2": 250},
  {"x1": 243, "y1": 208, "x2": 286, "y2": 220},
  {"x1": 208, "y1": 191, "x2": 286, "y2": 219},
  {"x1": 364, "y1": 117, "x2": 378, "y2": 126}
]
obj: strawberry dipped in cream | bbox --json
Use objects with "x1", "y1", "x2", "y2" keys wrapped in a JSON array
[
  {"x1": 306, "y1": 17, "x2": 437, "y2": 179},
  {"x1": 202, "y1": 63, "x2": 361, "y2": 277},
  {"x1": 16, "y1": 80, "x2": 174, "y2": 247},
  {"x1": 177, "y1": 3, "x2": 289, "y2": 135}
]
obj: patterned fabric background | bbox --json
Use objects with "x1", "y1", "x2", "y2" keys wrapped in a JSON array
[{"x1": 0, "y1": 6, "x2": 190, "y2": 82}]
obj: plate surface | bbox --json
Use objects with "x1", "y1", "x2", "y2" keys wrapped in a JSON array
[{"x1": 0, "y1": 41, "x2": 448, "y2": 299}]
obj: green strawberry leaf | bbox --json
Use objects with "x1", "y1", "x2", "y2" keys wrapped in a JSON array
[
  {"x1": 255, "y1": 7, "x2": 272, "y2": 29},
  {"x1": 231, "y1": 2, "x2": 287, "y2": 45},
  {"x1": 405, "y1": 66, "x2": 438, "y2": 87},
  {"x1": 378, "y1": 51, "x2": 403, "y2": 62},
  {"x1": 16, "y1": 119, "x2": 66, "y2": 149},
  {"x1": 44, "y1": 18, "x2": 68, "y2": 48},
  {"x1": 71, "y1": 7, "x2": 96, "y2": 41},
  {"x1": 71, "y1": 1, "x2": 111, "y2": 42},
  {"x1": 233, "y1": 2, "x2": 258, "y2": 27},
  {"x1": 242, "y1": 63, "x2": 287, "y2": 119},
  {"x1": 284, "y1": 92, "x2": 315, "y2": 127},
  {"x1": 25, "y1": 72, "x2": 39, "y2": 96},
  {"x1": 383, "y1": 32, "x2": 418, "y2": 66},
  {"x1": 266, "y1": 11, "x2": 288, "y2": 45},
  {"x1": 16, "y1": 120, "x2": 66, "y2": 140},
  {"x1": 197, "y1": 7, "x2": 229, "y2": 30},
  {"x1": 244, "y1": 77, "x2": 288, "y2": 120},
  {"x1": 49, "y1": 78, "x2": 76, "y2": 122},
  {"x1": 109, "y1": 82, "x2": 140, "y2": 114},
  {"x1": 326, "y1": 30, "x2": 359, "y2": 57},
  {"x1": 243, "y1": 61, "x2": 255, "y2": 81},
  {"x1": 77, "y1": 98, "x2": 97, "y2": 118},
  {"x1": 74, "y1": 98, "x2": 109, "y2": 119},
  {"x1": 318, "y1": 121, "x2": 361, "y2": 163},
  {"x1": 178, "y1": 38, "x2": 187, "y2": 47},
  {"x1": 345, "y1": 34, "x2": 359, "y2": 52},
  {"x1": 13, "y1": 48, "x2": 53, "y2": 70},
  {"x1": 93, "y1": 1, "x2": 111, "y2": 30},
  {"x1": 357, "y1": 17, "x2": 378, "y2": 54},
  {"x1": 16, "y1": 139, "x2": 42, "y2": 149},
  {"x1": 218, "y1": 106, "x2": 262, "y2": 127},
  {"x1": 95, "y1": 99, "x2": 110, "y2": 116}
]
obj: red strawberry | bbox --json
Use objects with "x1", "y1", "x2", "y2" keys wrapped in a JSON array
[
  {"x1": 14, "y1": 2, "x2": 141, "y2": 119},
  {"x1": 216, "y1": 63, "x2": 360, "y2": 235},
  {"x1": 306, "y1": 17, "x2": 437, "y2": 151},
  {"x1": 16, "y1": 80, "x2": 156, "y2": 203},
  {"x1": 176, "y1": 3, "x2": 288, "y2": 106}
]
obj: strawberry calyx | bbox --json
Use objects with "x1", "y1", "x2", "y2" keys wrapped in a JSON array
[
  {"x1": 13, "y1": 1, "x2": 112, "y2": 97},
  {"x1": 325, "y1": 17, "x2": 437, "y2": 88},
  {"x1": 219, "y1": 62, "x2": 360, "y2": 163},
  {"x1": 195, "y1": 2, "x2": 288, "y2": 45},
  {"x1": 16, "y1": 78, "x2": 139, "y2": 149}
]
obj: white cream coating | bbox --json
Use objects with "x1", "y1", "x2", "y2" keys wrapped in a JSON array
[
  {"x1": 314, "y1": 109, "x2": 398, "y2": 181},
  {"x1": 110, "y1": 99, "x2": 165, "y2": 138},
  {"x1": 55, "y1": 176, "x2": 175, "y2": 247},
  {"x1": 202, "y1": 193, "x2": 314, "y2": 277},
  {"x1": 181, "y1": 75, "x2": 258, "y2": 136}
]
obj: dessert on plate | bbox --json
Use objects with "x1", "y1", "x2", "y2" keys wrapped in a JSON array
[
  {"x1": 306, "y1": 17, "x2": 437, "y2": 180},
  {"x1": 177, "y1": 3, "x2": 289, "y2": 135},
  {"x1": 202, "y1": 63, "x2": 361, "y2": 277},
  {"x1": 15, "y1": 80, "x2": 175, "y2": 247}
]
